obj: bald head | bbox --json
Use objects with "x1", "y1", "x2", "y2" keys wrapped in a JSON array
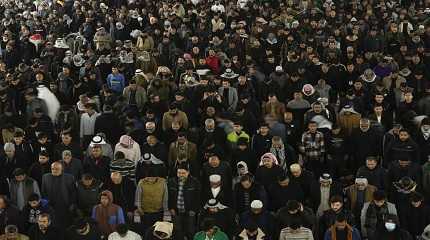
[{"x1": 51, "y1": 162, "x2": 63, "y2": 176}]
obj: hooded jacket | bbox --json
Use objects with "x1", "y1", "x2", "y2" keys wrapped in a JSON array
[{"x1": 91, "y1": 190, "x2": 125, "y2": 236}]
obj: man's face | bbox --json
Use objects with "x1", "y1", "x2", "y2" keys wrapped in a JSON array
[
  {"x1": 233, "y1": 124, "x2": 242, "y2": 132},
  {"x1": 100, "y1": 195, "x2": 109, "y2": 206},
  {"x1": 62, "y1": 134, "x2": 72, "y2": 144},
  {"x1": 15, "y1": 175, "x2": 25, "y2": 182},
  {"x1": 51, "y1": 164, "x2": 62, "y2": 176},
  {"x1": 177, "y1": 169, "x2": 189, "y2": 180},
  {"x1": 5, "y1": 149, "x2": 14, "y2": 158},
  {"x1": 308, "y1": 123, "x2": 317, "y2": 132},
  {"x1": 331, "y1": 202, "x2": 342, "y2": 212},
  {"x1": 374, "y1": 199, "x2": 385, "y2": 207},
  {"x1": 241, "y1": 180, "x2": 252, "y2": 189},
  {"x1": 411, "y1": 200, "x2": 422, "y2": 208},
  {"x1": 91, "y1": 147, "x2": 102, "y2": 157},
  {"x1": 38, "y1": 217, "x2": 50, "y2": 231},
  {"x1": 399, "y1": 131, "x2": 409, "y2": 141},
  {"x1": 366, "y1": 159, "x2": 377, "y2": 169},
  {"x1": 39, "y1": 156, "x2": 49, "y2": 164},
  {"x1": 13, "y1": 136, "x2": 23, "y2": 145},
  {"x1": 169, "y1": 108, "x2": 178, "y2": 115},
  {"x1": 360, "y1": 121, "x2": 370, "y2": 131},
  {"x1": 177, "y1": 136, "x2": 186, "y2": 144},
  {"x1": 398, "y1": 160, "x2": 410, "y2": 168},
  {"x1": 260, "y1": 126, "x2": 269, "y2": 135},
  {"x1": 374, "y1": 106, "x2": 383, "y2": 115},
  {"x1": 29, "y1": 200, "x2": 40, "y2": 208},
  {"x1": 313, "y1": 105, "x2": 322, "y2": 113},
  {"x1": 209, "y1": 156, "x2": 220, "y2": 167},
  {"x1": 0, "y1": 199, "x2": 5, "y2": 209},
  {"x1": 284, "y1": 112, "x2": 293, "y2": 123},
  {"x1": 375, "y1": 95, "x2": 384, "y2": 103},
  {"x1": 63, "y1": 155, "x2": 72, "y2": 163}
]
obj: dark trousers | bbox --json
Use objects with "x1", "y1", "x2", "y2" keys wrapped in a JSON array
[{"x1": 173, "y1": 212, "x2": 196, "y2": 240}]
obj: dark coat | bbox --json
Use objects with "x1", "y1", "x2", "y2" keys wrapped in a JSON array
[
  {"x1": 198, "y1": 207, "x2": 237, "y2": 238},
  {"x1": 94, "y1": 113, "x2": 122, "y2": 144},
  {"x1": 319, "y1": 208, "x2": 355, "y2": 240},
  {"x1": 202, "y1": 185, "x2": 233, "y2": 208},
  {"x1": 28, "y1": 225, "x2": 64, "y2": 240},
  {"x1": 83, "y1": 156, "x2": 111, "y2": 182},
  {"x1": 233, "y1": 182, "x2": 268, "y2": 214},
  {"x1": 65, "y1": 220, "x2": 102, "y2": 240},
  {"x1": 168, "y1": 176, "x2": 201, "y2": 213},
  {"x1": 239, "y1": 210, "x2": 276, "y2": 239},
  {"x1": 0, "y1": 205, "x2": 22, "y2": 234},
  {"x1": 102, "y1": 178, "x2": 136, "y2": 212},
  {"x1": 267, "y1": 181, "x2": 304, "y2": 211}
]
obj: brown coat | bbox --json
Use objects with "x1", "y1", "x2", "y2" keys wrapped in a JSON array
[
  {"x1": 261, "y1": 101, "x2": 286, "y2": 121},
  {"x1": 345, "y1": 184, "x2": 377, "y2": 211},
  {"x1": 337, "y1": 112, "x2": 361, "y2": 137},
  {"x1": 168, "y1": 141, "x2": 197, "y2": 168}
]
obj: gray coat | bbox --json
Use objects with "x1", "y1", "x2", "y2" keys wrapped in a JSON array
[
  {"x1": 218, "y1": 86, "x2": 238, "y2": 112},
  {"x1": 361, "y1": 201, "x2": 397, "y2": 238}
]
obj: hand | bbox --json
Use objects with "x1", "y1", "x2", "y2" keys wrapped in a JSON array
[{"x1": 170, "y1": 209, "x2": 176, "y2": 216}]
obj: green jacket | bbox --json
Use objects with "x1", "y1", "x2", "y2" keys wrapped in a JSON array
[{"x1": 193, "y1": 228, "x2": 229, "y2": 240}]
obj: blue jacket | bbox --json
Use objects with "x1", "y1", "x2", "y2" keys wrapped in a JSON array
[{"x1": 106, "y1": 73, "x2": 125, "y2": 93}]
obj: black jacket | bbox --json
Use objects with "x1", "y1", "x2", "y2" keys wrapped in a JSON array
[
  {"x1": 319, "y1": 208, "x2": 355, "y2": 240},
  {"x1": 267, "y1": 181, "x2": 304, "y2": 211},
  {"x1": 28, "y1": 225, "x2": 64, "y2": 240},
  {"x1": 94, "y1": 112, "x2": 122, "y2": 144},
  {"x1": 233, "y1": 181, "x2": 268, "y2": 214},
  {"x1": 0, "y1": 205, "x2": 22, "y2": 234},
  {"x1": 65, "y1": 220, "x2": 102, "y2": 240},
  {"x1": 168, "y1": 176, "x2": 201, "y2": 213}
]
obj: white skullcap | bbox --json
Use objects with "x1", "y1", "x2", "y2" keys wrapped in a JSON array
[{"x1": 251, "y1": 200, "x2": 263, "y2": 209}]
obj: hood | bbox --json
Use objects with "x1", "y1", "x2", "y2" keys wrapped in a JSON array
[
  {"x1": 237, "y1": 161, "x2": 249, "y2": 175},
  {"x1": 101, "y1": 190, "x2": 113, "y2": 203}
]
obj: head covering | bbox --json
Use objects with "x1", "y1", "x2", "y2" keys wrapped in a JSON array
[
  {"x1": 95, "y1": 190, "x2": 120, "y2": 235},
  {"x1": 4, "y1": 142, "x2": 15, "y2": 152},
  {"x1": 302, "y1": 84, "x2": 315, "y2": 96},
  {"x1": 290, "y1": 163, "x2": 301, "y2": 172},
  {"x1": 393, "y1": 177, "x2": 417, "y2": 194},
  {"x1": 153, "y1": 222, "x2": 173, "y2": 239},
  {"x1": 275, "y1": 66, "x2": 283, "y2": 72},
  {"x1": 251, "y1": 200, "x2": 263, "y2": 209},
  {"x1": 140, "y1": 153, "x2": 164, "y2": 165},
  {"x1": 209, "y1": 174, "x2": 221, "y2": 183},
  {"x1": 237, "y1": 161, "x2": 249, "y2": 175},
  {"x1": 355, "y1": 177, "x2": 368, "y2": 185},
  {"x1": 119, "y1": 135, "x2": 134, "y2": 148},
  {"x1": 320, "y1": 173, "x2": 332, "y2": 183},
  {"x1": 204, "y1": 199, "x2": 227, "y2": 210},
  {"x1": 422, "y1": 224, "x2": 430, "y2": 240},
  {"x1": 220, "y1": 68, "x2": 239, "y2": 79},
  {"x1": 90, "y1": 135, "x2": 107, "y2": 147},
  {"x1": 259, "y1": 152, "x2": 279, "y2": 165},
  {"x1": 62, "y1": 150, "x2": 72, "y2": 158}
]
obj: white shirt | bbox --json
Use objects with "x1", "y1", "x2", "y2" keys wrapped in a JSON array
[
  {"x1": 211, "y1": 186, "x2": 221, "y2": 198},
  {"x1": 108, "y1": 231, "x2": 142, "y2": 240}
]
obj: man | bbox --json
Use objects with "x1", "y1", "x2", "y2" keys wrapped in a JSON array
[
  {"x1": 227, "y1": 121, "x2": 250, "y2": 149},
  {"x1": 373, "y1": 214, "x2": 412, "y2": 240},
  {"x1": 103, "y1": 172, "x2": 136, "y2": 216},
  {"x1": 204, "y1": 173, "x2": 234, "y2": 208},
  {"x1": 66, "y1": 218, "x2": 102, "y2": 240},
  {"x1": 276, "y1": 200, "x2": 316, "y2": 231},
  {"x1": 28, "y1": 151, "x2": 51, "y2": 187},
  {"x1": 94, "y1": 105, "x2": 122, "y2": 145},
  {"x1": 110, "y1": 151, "x2": 136, "y2": 183},
  {"x1": 234, "y1": 174, "x2": 268, "y2": 214},
  {"x1": 92, "y1": 190, "x2": 125, "y2": 237},
  {"x1": 360, "y1": 190, "x2": 397, "y2": 240},
  {"x1": 168, "y1": 132, "x2": 198, "y2": 176},
  {"x1": 108, "y1": 224, "x2": 141, "y2": 240},
  {"x1": 198, "y1": 199, "x2": 236, "y2": 239},
  {"x1": 384, "y1": 129, "x2": 420, "y2": 166},
  {"x1": 21, "y1": 194, "x2": 55, "y2": 233},
  {"x1": 114, "y1": 135, "x2": 142, "y2": 164},
  {"x1": 80, "y1": 103, "x2": 100, "y2": 148},
  {"x1": 251, "y1": 123, "x2": 273, "y2": 160},
  {"x1": 319, "y1": 195, "x2": 355, "y2": 240},
  {"x1": 344, "y1": 177, "x2": 377, "y2": 224},
  {"x1": 267, "y1": 174, "x2": 304, "y2": 211},
  {"x1": 0, "y1": 225, "x2": 29, "y2": 240},
  {"x1": 41, "y1": 162, "x2": 76, "y2": 228},
  {"x1": 167, "y1": 164, "x2": 201, "y2": 240},
  {"x1": 289, "y1": 164, "x2": 314, "y2": 203},
  {"x1": 239, "y1": 200, "x2": 276, "y2": 240},
  {"x1": 201, "y1": 154, "x2": 233, "y2": 194},
  {"x1": 309, "y1": 173, "x2": 343, "y2": 215},
  {"x1": 162, "y1": 102, "x2": 189, "y2": 131},
  {"x1": 218, "y1": 78, "x2": 238, "y2": 113},
  {"x1": 61, "y1": 150, "x2": 83, "y2": 180},
  {"x1": 9, "y1": 168, "x2": 40, "y2": 210},
  {"x1": 83, "y1": 145, "x2": 111, "y2": 183},
  {"x1": 356, "y1": 156, "x2": 386, "y2": 190},
  {"x1": 324, "y1": 213, "x2": 361, "y2": 240},
  {"x1": 1, "y1": 143, "x2": 26, "y2": 179},
  {"x1": 403, "y1": 192, "x2": 430, "y2": 239},
  {"x1": 135, "y1": 173, "x2": 169, "y2": 234},
  {"x1": 279, "y1": 220, "x2": 313, "y2": 240},
  {"x1": 300, "y1": 121, "x2": 325, "y2": 177},
  {"x1": 193, "y1": 218, "x2": 228, "y2": 240},
  {"x1": 0, "y1": 195, "x2": 21, "y2": 234},
  {"x1": 76, "y1": 174, "x2": 103, "y2": 217},
  {"x1": 123, "y1": 78, "x2": 148, "y2": 112},
  {"x1": 28, "y1": 214, "x2": 62, "y2": 240},
  {"x1": 54, "y1": 131, "x2": 82, "y2": 161},
  {"x1": 107, "y1": 66, "x2": 125, "y2": 94}
]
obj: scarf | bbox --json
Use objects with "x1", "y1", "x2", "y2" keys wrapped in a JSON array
[{"x1": 270, "y1": 147, "x2": 286, "y2": 170}]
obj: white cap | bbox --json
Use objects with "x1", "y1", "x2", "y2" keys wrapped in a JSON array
[
  {"x1": 250, "y1": 200, "x2": 263, "y2": 209},
  {"x1": 209, "y1": 174, "x2": 221, "y2": 183},
  {"x1": 275, "y1": 66, "x2": 283, "y2": 72}
]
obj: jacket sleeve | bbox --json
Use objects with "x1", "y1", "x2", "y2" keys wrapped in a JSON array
[
  {"x1": 360, "y1": 203, "x2": 369, "y2": 238},
  {"x1": 117, "y1": 207, "x2": 125, "y2": 224}
]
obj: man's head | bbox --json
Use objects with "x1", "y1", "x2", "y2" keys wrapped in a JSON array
[
  {"x1": 177, "y1": 164, "x2": 189, "y2": 181},
  {"x1": 100, "y1": 192, "x2": 110, "y2": 206},
  {"x1": 209, "y1": 174, "x2": 221, "y2": 188},
  {"x1": 4, "y1": 143, "x2": 15, "y2": 158},
  {"x1": 4, "y1": 225, "x2": 18, "y2": 239},
  {"x1": 366, "y1": 156, "x2": 378, "y2": 170},
  {"x1": 250, "y1": 200, "x2": 263, "y2": 214},
  {"x1": 330, "y1": 195, "x2": 343, "y2": 212},
  {"x1": 61, "y1": 131, "x2": 72, "y2": 144},
  {"x1": 240, "y1": 174, "x2": 253, "y2": 189},
  {"x1": 334, "y1": 213, "x2": 348, "y2": 230},
  {"x1": 410, "y1": 192, "x2": 424, "y2": 208},
  {"x1": 116, "y1": 224, "x2": 129, "y2": 238},
  {"x1": 51, "y1": 162, "x2": 63, "y2": 176},
  {"x1": 38, "y1": 151, "x2": 50, "y2": 164},
  {"x1": 290, "y1": 164, "x2": 302, "y2": 177},
  {"x1": 13, "y1": 168, "x2": 26, "y2": 182},
  {"x1": 111, "y1": 172, "x2": 122, "y2": 184},
  {"x1": 308, "y1": 121, "x2": 318, "y2": 133},
  {"x1": 373, "y1": 190, "x2": 386, "y2": 207},
  {"x1": 355, "y1": 177, "x2": 368, "y2": 190},
  {"x1": 398, "y1": 129, "x2": 409, "y2": 141},
  {"x1": 259, "y1": 124, "x2": 270, "y2": 136},
  {"x1": 91, "y1": 145, "x2": 103, "y2": 158},
  {"x1": 359, "y1": 118, "x2": 370, "y2": 132},
  {"x1": 28, "y1": 194, "x2": 41, "y2": 208},
  {"x1": 81, "y1": 174, "x2": 94, "y2": 187},
  {"x1": 38, "y1": 214, "x2": 50, "y2": 231},
  {"x1": 62, "y1": 150, "x2": 72, "y2": 163},
  {"x1": 208, "y1": 155, "x2": 220, "y2": 168},
  {"x1": 202, "y1": 218, "x2": 217, "y2": 237}
]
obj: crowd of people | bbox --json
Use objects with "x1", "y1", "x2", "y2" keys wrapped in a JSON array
[{"x1": 0, "y1": 0, "x2": 430, "y2": 239}]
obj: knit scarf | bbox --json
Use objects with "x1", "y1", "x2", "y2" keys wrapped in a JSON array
[{"x1": 330, "y1": 224, "x2": 353, "y2": 240}]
